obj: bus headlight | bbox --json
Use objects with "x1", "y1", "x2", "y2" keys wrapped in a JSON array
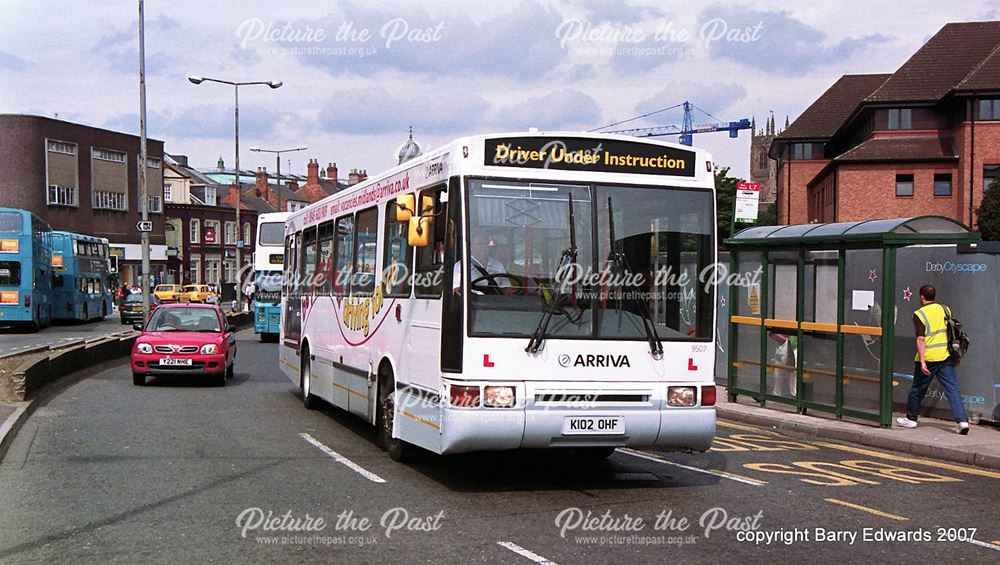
[
  {"x1": 484, "y1": 386, "x2": 516, "y2": 408},
  {"x1": 200, "y1": 344, "x2": 218, "y2": 354},
  {"x1": 667, "y1": 386, "x2": 697, "y2": 407},
  {"x1": 136, "y1": 343, "x2": 153, "y2": 354}
]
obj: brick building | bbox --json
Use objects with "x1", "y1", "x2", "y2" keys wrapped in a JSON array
[
  {"x1": 771, "y1": 21, "x2": 1000, "y2": 227},
  {"x1": 0, "y1": 114, "x2": 166, "y2": 284}
]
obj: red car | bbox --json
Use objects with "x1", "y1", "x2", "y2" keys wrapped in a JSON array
[{"x1": 130, "y1": 303, "x2": 237, "y2": 387}]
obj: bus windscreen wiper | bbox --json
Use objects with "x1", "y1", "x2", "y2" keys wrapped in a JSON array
[
  {"x1": 526, "y1": 193, "x2": 577, "y2": 354},
  {"x1": 606, "y1": 197, "x2": 663, "y2": 359}
]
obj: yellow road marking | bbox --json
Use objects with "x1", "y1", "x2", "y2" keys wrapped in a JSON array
[
  {"x1": 813, "y1": 441, "x2": 1000, "y2": 479},
  {"x1": 716, "y1": 420, "x2": 765, "y2": 432},
  {"x1": 824, "y1": 498, "x2": 908, "y2": 521}
]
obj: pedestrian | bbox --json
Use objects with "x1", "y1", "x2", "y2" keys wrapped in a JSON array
[{"x1": 896, "y1": 284, "x2": 970, "y2": 434}]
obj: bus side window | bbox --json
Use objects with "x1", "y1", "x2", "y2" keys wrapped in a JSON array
[
  {"x1": 333, "y1": 215, "x2": 354, "y2": 296},
  {"x1": 414, "y1": 186, "x2": 447, "y2": 299},
  {"x1": 382, "y1": 199, "x2": 413, "y2": 297},
  {"x1": 318, "y1": 221, "x2": 334, "y2": 295},
  {"x1": 352, "y1": 207, "x2": 378, "y2": 295},
  {"x1": 302, "y1": 227, "x2": 318, "y2": 295}
]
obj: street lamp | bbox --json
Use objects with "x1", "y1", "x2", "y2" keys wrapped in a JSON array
[
  {"x1": 250, "y1": 145, "x2": 308, "y2": 212},
  {"x1": 187, "y1": 74, "x2": 281, "y2": 308}
]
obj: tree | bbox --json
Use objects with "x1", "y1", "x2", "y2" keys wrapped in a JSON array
[
  {"x1": 714, "y1": 166, "x2": 776, "y2": 249},
  {"x1": 977, "y1": 178, "x2": 1000, "y2": 241}
]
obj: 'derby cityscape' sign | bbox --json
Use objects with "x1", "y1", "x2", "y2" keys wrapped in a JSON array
[{"x1": 484, "y1": 136, "x2": 697, "y2": 177}]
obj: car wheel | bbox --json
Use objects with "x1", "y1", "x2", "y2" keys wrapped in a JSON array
[
  {"x1": 377, "y1": 368, "x2": 413, "y2": 462},
  {"x1": 133, "y1": 373, "x2": 145, "y2": 386},
  {"x1": 300, "y1": 347, "x2": 319, "y2": 410}
]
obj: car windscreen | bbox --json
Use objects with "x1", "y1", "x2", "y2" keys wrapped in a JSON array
[{"x1": 146, "y1": 308, "x2": 221, "y2": 332}]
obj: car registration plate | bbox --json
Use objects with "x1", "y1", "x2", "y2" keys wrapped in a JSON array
[
  {"x1": 160, "y1": 358, "x2": 192, "y2": 366},
  {"x1": 562, "y1": 416, "x2": 624, "y2": 435}
]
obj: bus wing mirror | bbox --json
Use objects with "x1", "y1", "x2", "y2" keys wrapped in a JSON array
[
  {"x1": 420, "y1": 194, "x2": 436, "y2": 215},
  {"x1": 396, "y1": 195, "x2": 415, "y2": 222},
  {"x1": 408, "y1": 217, "x2": 432, "y2": 247}
]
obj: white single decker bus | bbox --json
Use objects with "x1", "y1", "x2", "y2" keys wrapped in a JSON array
[
  {"x1": 253, "y1": 212, "x2": 290, "y2": 341},
  {"x1": 280, "y1": 132, "x2": 718, "y2": 461}
]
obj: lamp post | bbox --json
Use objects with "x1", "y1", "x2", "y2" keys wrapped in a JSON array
[
  {"x1": 187, "y1": 75, "x2": 281, "y2": 308},
  {"x1": 250, "y1": 145, "x2": 307, "y2": 212}
]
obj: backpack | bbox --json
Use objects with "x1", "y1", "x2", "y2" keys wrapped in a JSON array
[{"x1": 943, "y1": 305, "x2": 970, "y2": 359}]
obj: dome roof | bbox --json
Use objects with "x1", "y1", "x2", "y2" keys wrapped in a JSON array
[{"x1": 397, "y1": 126, "x2": 422, "y2": 165}]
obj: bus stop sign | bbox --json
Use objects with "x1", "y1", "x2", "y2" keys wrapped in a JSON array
[{"x1": 136, "y1": 220, "x2": 153, "y2": 232}]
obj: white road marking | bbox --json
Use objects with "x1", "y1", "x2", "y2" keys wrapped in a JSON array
[
  {"x1": 497, "y1": 541, "x2": 559, "y2": 564},
  {"x1": 966, "y1": 538, "x2": 1000, "y2": 552},
  {"x1": 299, "y1": 432, "x2": 386, "y2": 484},
  {"x1": 618, "y1": 448, "x2": 767, "y2": 486}
]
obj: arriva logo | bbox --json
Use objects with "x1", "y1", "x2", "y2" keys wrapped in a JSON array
[
  {"x1": 560, "y1": 354, "x2": 631, "y2": 368},
  {"x1": 925, "y1": 261, "x2": 989, "y2": 273}
]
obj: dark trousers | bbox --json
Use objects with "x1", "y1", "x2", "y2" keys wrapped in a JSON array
[{"x1": 906, "y1": 359, "x2": 968, "y2": 423}]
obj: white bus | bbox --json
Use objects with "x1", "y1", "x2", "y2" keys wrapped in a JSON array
[
  {"x1": 280, "y1": 132, "x2": 718, "y2": 461},
  {"x1": 253, "y1": 212, "x2": 290, "y2": 341}
]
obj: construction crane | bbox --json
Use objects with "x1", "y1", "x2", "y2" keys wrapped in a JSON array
[{"x1": 592, "y1": 101, "x2": 751, "y2": 146}]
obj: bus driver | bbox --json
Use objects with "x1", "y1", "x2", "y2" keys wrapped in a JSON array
[{"x1": 453, "y1": 232, "x2": 514, "y2": 295}]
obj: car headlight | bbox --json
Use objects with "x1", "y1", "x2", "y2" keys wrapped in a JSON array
[
  {"x1": 136, "y1": 343, "x2": 153, "y2": 354},
  {"x1": 200, "y1": 344, "x2": 218, "y2": 354},
  {"x1": 667, "y1": 386, "x2": 697, "y2": 407}
]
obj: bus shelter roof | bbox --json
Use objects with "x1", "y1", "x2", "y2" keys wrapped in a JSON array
[{"x1": 726, "y1": 216, "x2": 979, "y2": 248}]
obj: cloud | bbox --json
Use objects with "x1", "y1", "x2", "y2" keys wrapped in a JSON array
[
  {"x1": 103, "y1": 103, "x2": 286, "y2": 140},
  {"x1": 491, "y1": 89, "x2": 601, "y2": 130},
  {"x1": 0, "y1": 51, "x2": 29, "y2": 71},
  {"x1": 90, "y1": 15, "x2": 185, "y2": 75},
  {"x1": 317, "y1": 86, "x2": 491, "y2": 135},
  {"x1": 570, "y1": 0, "x2": 666, "y2": 25},
  {"x1": 239, "y1": 1, "x2": 568, "y2": 80},
  {"x1": 697, "y1": 5, "x2": 889, "y2": 75}
]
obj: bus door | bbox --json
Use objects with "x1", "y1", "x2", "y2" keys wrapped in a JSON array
[
  {"x1": 337, "y1": 208, "x2": 380, "y2": 418},
  {"x1": 405, "y1": 185, "x2": 450, "y2": 392},
  {"x1": 283, "y1": 232, "x2": 301, "y2": 347}
]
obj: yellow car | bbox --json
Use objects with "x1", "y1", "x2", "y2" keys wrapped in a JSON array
[
  {"x1": 153, "y1": 284, "x2": 185, "y2": 303},
  {"x1": 183, "y1": 284, "x2": 218, "y2": 304}
]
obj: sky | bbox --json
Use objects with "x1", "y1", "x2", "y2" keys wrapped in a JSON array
[{"x1": 2, "y1": 0, "x2": 999, "y2": 181}]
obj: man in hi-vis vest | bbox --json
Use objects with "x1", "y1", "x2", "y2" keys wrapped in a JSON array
[{"x1": 896, "y1": 284, "x2": 969, "y2": 434}]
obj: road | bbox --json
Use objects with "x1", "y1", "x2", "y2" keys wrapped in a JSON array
[
  {"x1": 0, "y1": 315, "x2": 131, "y2": 356},
  {"x1": 0, "y1": 332, "x2": 998, "y2": 563}
]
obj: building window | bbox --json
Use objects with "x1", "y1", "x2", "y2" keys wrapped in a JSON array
[
  {"x1": 224, "y1": 222, "x2": 236, "y2": 245},
  {"x1": 164, "y1": 183, "x2": 173, "y2": 202},
  {"x1": 792, "y1": 143, "x2": 813, "y2": 160},
  {"x1": 984, "y1": 165, "x2": 1000, "y2": 192},
  {"x1": 189, "y1": 255, "x2": 201, "y2": 284},
  {"x1": 205, "y1": 258, "x2": 220, "y2": 285},
  {"x1": 978, "y1": 99, "x2": 1000, "y2": 120},
  {"x1": 138, "y1": 196, "x2": 161, "y2": 214},
  {"x1": 243, "y1": 222, "x2": 251, "y2": 245},
  {"x1": 933, "y1": 173, "x2": 952, "y2": 196},
  {"x1": 225, "y1": 258, "x2": 236, "y2": 283},
  {"x1": 146, "y1": 157, "x2": 161, "y2": 169},
  {"x1": 205, "y1": 186, "x2": 217, "y2": 206},
  {"x1": 46, "y1": 140, "x2": 76, "y2": 155},
  {"x1": 204, "y1": 220, "x2": 220, "y2": 244},
  {"x1": 93, "y1": 190, "x2": 127, "y2": 210},
  {"x1": 47, "y1": 185, "x2": 78, "y2": 207},
  {"x1": 895, "y1": 174, "x2": 914, "y2": 197},
  {"x1": 93, "y1": 148, "x2": 126, "y2": 162},
  {"x1": 190, "y1": 219, "x2": 200, "y2": 243},
  {"x1": 888, "y1": 108, "x2": 912, "y2": 130}
]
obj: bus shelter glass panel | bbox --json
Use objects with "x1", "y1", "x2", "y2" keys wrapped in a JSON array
[
  {"x1": 841, "y1": 248, "x2": 883, "y2": 416},
  {"x1": 800, "y1": 250, "x2": 839, "y2": 407},
  {"x1": 764, "y1": 251, "x2": 798, "y2": 400},
  {"x1": 731, "y1": 251, "x2": 763, "y2": 393}
]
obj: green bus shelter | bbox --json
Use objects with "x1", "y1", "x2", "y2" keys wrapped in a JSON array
[{"x1": 725, "y1": 216, "x2": 979, "y2": 427}]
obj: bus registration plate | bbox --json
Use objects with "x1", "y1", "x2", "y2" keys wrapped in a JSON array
[
  {"x1": 160, "y1": 358, "x2": 192, "y2": 366},
  {"x1": 562, "y1": 416, "x2": 624, "y2": 435}
]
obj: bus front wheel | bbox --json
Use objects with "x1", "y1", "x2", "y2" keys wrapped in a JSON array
[
  {"x1": 300, "y1": 346, "x2": 319, "y2": 410},
  {"x1": 377, "y1": 369, "x2": 413, "y2": 462}
]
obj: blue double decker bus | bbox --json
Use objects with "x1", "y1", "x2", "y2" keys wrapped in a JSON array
[
  {"x1": 49, "y1": 231, "x2": 114, "y2": 322},
  {"x1": 253, "y1": 212, "x2": 289, "y2": 342},
  {"x1": 0, "y1": 207, "x2": 53, "y2": 331}
]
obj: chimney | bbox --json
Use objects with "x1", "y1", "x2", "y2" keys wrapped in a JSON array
[
  {"x1": 173, "y1": 154, "x2": 189, "y2": 167},
  {"x1": 327, "y1": 162, "x2": 338, "y2": 183},
  {"x1": 359, "y1": 169, "x2": 367, "y2": 182},
  {"x1": 307, "y1": 158, "x2": 319, "y2": 185},
  {"x1": 348, "y1": 168, "x2": 362, "y2": 186},
  {"x1": 255, "y1": 167, "x2": 270, "y2": 201},
  {"x1": 285, "y1": 180, "x2": 297, "y2": 191}
]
